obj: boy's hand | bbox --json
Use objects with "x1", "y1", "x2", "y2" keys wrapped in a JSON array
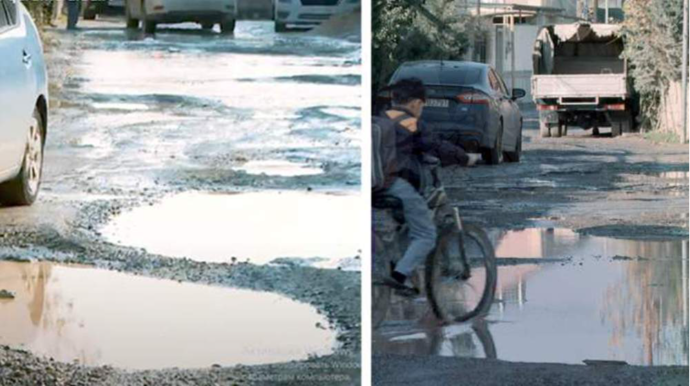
[{"x1": 466, "y1": 153, "x2": 482, "y2": 166}]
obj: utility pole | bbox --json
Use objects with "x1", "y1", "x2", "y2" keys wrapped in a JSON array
[
  {"x1": 474, "y1": 0, "x2": 481, "y2": 62},
  {"x1": 604, "y1": 0, "x2": 609, "y2": 24},
  {"x1": 682, "y1": 0, "x2": 688, "y2": 143}
]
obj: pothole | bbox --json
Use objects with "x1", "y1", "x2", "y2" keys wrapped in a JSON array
[
  {"x1": 236, "y1": 160, "x2": 323, "y2": 177},
  {"x1": 375, "y1": 229, "x2": 689, "y2": 366},
  {"x1": 101, "y1": 191, "x2": 360, "y2": 267},
  {"x1": 0, "y1": 261, "x2": 335, "y2": 370}
]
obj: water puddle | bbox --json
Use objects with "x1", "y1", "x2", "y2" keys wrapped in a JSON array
[
  {"x1": 92, "y1": 102, "x2": 150, "y2": 111},
  {"x1": 0, "y1": 261, "x2": 335, "y2": 369},
  {"x1": 236, "y1": 160, "x2": 323, "y2": 177},
  {"x1": 102, "y1": 191, "x2": 360, "y2": 266},
  {"x1": 375, "y1": 229, "x2": 689, "y2": 366}
]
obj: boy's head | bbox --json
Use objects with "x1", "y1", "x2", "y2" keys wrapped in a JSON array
[{"x1": 389, "y1": 78, "x2": 426, "y2": 118}]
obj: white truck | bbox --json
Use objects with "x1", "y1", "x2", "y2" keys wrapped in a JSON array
[{"x1": 532, "y1": 23, "x2": 636, "y2": 138}]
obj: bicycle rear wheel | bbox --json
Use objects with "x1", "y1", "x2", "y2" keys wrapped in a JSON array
[
  {"x1": 372, "y1": 233, "x2": 392, "y2": 329},
  {"x1": 425, "y1": 223, "x2": 497, "y2": 323}
]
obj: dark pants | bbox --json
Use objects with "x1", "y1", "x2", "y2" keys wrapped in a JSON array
[{"x1": 66, "y1": 0, "x2": 80, "y2": 30}]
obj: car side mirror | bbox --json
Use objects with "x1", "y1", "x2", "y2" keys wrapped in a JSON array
[{"x1": 512, "y1": 88, "x2": 526, "y2": 100}]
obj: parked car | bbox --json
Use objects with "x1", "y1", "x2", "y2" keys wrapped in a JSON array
[
  {"x1": 384, "y1": 61, "x2": 525, "y2": 164},
  {"x1": 83, "y1": 0, "x2": 125, "y2": 20},
  {"x1": 273, "y1": 0, "x2": 360, "y2": 33},
  {"x1": 0, "y1": 0, "x2": 48, "y2": 206},
  {"x1": 125, "y1": 0, "x2": 238, "y2": 34}
]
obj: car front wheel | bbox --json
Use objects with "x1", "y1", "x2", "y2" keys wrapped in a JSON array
[{"x1": 0, "y1": 108, "x2": 45, "y2": 206}]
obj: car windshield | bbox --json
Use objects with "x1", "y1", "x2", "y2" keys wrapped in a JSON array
[{"x1": 393, "y1": 63, "x2": 484, "y2": 87}]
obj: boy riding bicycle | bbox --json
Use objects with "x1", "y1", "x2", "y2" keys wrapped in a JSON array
[{"x1": 374, "y1": 78, "x2": 481, "y2": 292}]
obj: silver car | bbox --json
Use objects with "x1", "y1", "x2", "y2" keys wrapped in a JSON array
[
  {"x1": 125, "y1": 0, "x2": 238, "y2": 34},
  {"x1": 0, "y1": 0, "x2": 48, "y2": 206}
]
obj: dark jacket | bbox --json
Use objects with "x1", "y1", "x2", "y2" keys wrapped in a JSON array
[{"x1": 382, "y1": 107, "x2": 470, "y2": 189}]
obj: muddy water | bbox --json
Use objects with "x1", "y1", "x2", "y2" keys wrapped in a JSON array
[
  {"x1": 49, "y1": 21, "x2": 361, "y2": 194},
  {"x1": 236, "y1": 160, "x2": 323, "y2": 176},
  {"x1": 101, "y1": 191, "x2": 360, "y2": 266},
  {"x1": 374, "y1": 229, "x2": 689, "y2": 366},
  {"x1": 0, "y1": 261, "x2": 335, "y2": 369}
]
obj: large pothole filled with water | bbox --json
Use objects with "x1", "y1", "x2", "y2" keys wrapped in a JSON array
[
  {"x1": 375, "y1": 228, "x2": 689, "y2": 366},
  {"x1": 0, "y1": 261, "x2": 335, "y2": 370},
  {"x1": 102, "y1": 191, "x2": 360, "y2": 269}
]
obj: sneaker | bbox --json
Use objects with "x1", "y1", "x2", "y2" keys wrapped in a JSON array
[{"x1": 379, "y1": 276, "x2": 419, "y2": 297}]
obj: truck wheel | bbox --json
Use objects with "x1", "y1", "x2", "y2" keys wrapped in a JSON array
[
  {"x1": 611, "y1": 121, "x2": 622, "y2": 137},
  {"x1": 550, "y1": 124, "x2": 562, "y2": 138},
  {"x1": 142, "y1": 2, "x2": 156, "y2": 34},
  {"x1": 275, "y1": 21, "x2": 288, "y2": 33},
  {"x1": 220, "y1": 19, "x2": 236, "y2": 34},
  {"x1": 539, "y1": 119, "x2": 551, "y2": 138},
  {"x1": 621, "y1": 112, "x2": 633, "y2": 133},
  {"x1": 126, "y1": 2, "x2": 140, "y2": 29},
  {"x1": 201, "y1": 22, "x2": 214, "y2": 30}
]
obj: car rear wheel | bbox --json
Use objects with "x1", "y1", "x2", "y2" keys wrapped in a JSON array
[
  {"x1": 0, "y1": 109, "x2": 45, "y2": 207},
  {"x1": 484, "y1": 124, "x2": 504, "y2": 165},
  {"x1": 505, "y1": 128, "x2": 522, "y2": 163},
  {"x1": 220, "y1": 19, "x2": 236, "y2": 34}
]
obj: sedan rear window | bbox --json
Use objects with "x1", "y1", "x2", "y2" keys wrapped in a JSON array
[{"x1": 393, "y1": 64, "x2": 484, "y2": 87}]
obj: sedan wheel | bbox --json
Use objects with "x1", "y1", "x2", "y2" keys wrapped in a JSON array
[
  {"x1": 485, "y1": 125, "x2": 504, "y2": 165},
  {"x1": 0, "y1": 109, "x2": 44, "y2": 206},
  {"x1": 505, "y1": 128, "x2": 522, "y2": 163}
]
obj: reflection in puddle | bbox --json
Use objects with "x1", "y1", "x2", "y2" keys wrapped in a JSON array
[
  {"x1": 237, "y1": 160, "x2": 323, "y2": 177},
  {"x1": 0, "y1": 261, "x2": 334, "y2": 369},
  {"x1": 102, "y1": 191, "x2": 360, "y2": 265},
  {"x1": 375, "y1": 229, "x2": 689, "y2": 366}
]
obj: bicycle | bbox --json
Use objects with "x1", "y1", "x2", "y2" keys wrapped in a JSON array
[{"x1": 372, "y1": 158, "x2": 497, "y2": 328}]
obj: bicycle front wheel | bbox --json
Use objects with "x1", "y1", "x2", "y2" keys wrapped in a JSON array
[
  {"x1": 425, "y1": 223, "x2": 497, "y2": 323},
  {"x1": 372, "y1": 233, "x2": 392, "y2": 329}
]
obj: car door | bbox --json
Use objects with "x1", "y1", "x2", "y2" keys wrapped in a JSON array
[
  {"x1": 493, "y1": 69, "x2": 520, "y2": 149},
  {"x1": 487, "y1": 69, "x2": 512, "y2": 148},
  {"x1": 0, "y1": 0, "x2": 32, "y2": 176}
]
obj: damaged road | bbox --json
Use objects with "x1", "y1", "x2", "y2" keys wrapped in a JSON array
[
  {"x1": 0, "y1": 18, "x2": 361, "y2": 386},
  {"x1": 373, "y1": 109, "x2": 689, "y2": 385}
]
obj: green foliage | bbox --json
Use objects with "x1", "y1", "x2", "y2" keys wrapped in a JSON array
[
  {"x1": 621, "y1": 0, "x2": 684, "y2": 131},
  {"x1": 373, "y1": 0, "x2": 473, "y2": 92}
]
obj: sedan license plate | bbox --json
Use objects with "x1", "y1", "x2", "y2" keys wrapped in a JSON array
[{"x1": 426, "y1": 98, "x2": 449, "y2": 108}]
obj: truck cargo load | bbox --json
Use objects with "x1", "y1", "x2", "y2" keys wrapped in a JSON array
[{"x1": 531, "y1": 23, "x2": 635, "y2": 138}]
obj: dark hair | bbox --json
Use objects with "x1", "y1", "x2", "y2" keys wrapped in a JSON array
[{"x1": 388, "y1": 78, "x2": 427, "y2": 105}]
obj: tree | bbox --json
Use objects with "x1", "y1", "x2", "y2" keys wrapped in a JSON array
[
  {"x1": 621, "y1": 0, "x2": 684, "y2": 130},
  {"x1": 372, "y1": 0, "x2": 474, "y2": 93}
]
